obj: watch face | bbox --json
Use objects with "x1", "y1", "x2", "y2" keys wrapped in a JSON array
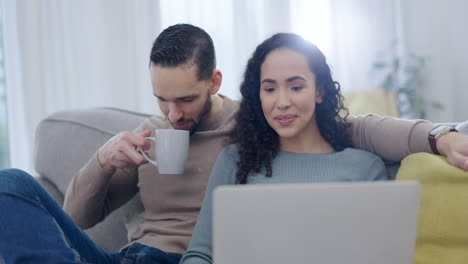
[{"x1": 431, "y1": 125, "x2": 454, "y2": 135}]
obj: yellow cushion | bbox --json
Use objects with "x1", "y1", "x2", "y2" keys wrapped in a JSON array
[
  {"x1": 344, "y1": 89, "x2": 399, "y2": 117},
  {"x1": 396, "y1": 153, "x2": 468, "y2": 264}
]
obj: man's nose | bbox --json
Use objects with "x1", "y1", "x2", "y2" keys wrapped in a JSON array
[{"x1": 168, "y1": 103, "x2": 183, "y2": 123}]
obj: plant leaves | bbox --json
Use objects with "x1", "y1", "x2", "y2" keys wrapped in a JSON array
[
  {"x1": 431, "y1": 101, "x2": 444, "y2": 110},
  {"x1": 382, "y1": 75, "x2": 394, "y2": 93},
  {"x1": 372, "y1": 62, "x2": 387, "y2": 69}
]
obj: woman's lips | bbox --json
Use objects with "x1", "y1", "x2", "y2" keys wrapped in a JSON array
[{"x1": 274, "y1": 115, "x2": 297, "y2": 126}]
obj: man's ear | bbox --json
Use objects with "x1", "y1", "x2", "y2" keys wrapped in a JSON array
[
  {"x1": 316, "y1": 87, "x2": 325, "y2": 104},
  {"x1": 209, "y1": 70, "x2": 222, "y2": 95}
]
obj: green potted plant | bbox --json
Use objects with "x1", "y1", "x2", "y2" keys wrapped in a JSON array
[{"x1": 371, "y1": 51, "x2": 443, "y2": 119}]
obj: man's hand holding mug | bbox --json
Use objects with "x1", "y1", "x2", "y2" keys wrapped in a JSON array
[{"x1": 97, "y1": 130, "x2": 152, "y2": 173}]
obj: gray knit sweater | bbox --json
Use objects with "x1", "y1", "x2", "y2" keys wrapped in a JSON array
[{"x1": 180, "y1": 144, "x2": 387, "y2": 264}]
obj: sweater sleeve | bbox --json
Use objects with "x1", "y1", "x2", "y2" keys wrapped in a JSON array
[
  {"x1": 347, "y1": 114, "x2": 434, "y2": 161},
  {"x1": 62, "y1": 119, "x2": 151, "y2": 229},
  {"x1": 63, "y1": 153, "x2": 139, "y2": 229},
  {"x1": 180, "y1": 145, "x2": 238, "y2": 264}
]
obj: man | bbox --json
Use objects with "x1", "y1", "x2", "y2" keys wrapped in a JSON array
[{"x1": 0, "y1": 24, "x2": 467, "y2": 264}]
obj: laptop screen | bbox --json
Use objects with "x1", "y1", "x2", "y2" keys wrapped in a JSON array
[{"x1": 213, "y1": 181, "x2": 420, "y2": 264}]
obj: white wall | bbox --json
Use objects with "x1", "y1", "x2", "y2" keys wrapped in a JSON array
[{"x1": 402, "y1": 0, "x2": 468, "y2": 122}]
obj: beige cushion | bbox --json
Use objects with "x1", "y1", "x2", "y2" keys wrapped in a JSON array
[{"x1": 344, "y1": 89, "x2": 399, "y2": 117}]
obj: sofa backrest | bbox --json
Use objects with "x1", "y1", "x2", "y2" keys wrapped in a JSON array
[
  {"x1": 34, "y1": 106, "x2": 467, "y2": 252},
  {"x1": 34, "y1": 107, "x2": 151, "y2": 252},
  {"x1": 35, "y1": 107, "x2": 151, "y2": 193}
]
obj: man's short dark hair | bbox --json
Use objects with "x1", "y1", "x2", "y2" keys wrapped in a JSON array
[{"x1": 150, "y1": 24, "x2": 216, "y2": 81}]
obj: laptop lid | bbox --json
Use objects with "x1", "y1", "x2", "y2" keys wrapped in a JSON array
[{"x1": 213, "y1": 181, "x2": 420, "y2": 264}]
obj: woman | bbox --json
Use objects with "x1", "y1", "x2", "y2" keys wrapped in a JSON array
[{"x1": 180, "y1": 33, "x2": 387, "y2": 264}]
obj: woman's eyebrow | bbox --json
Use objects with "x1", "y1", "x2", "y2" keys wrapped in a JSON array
[
  {"x1": 286, "y1": 76, "x2": 306, "y2": 82},
  {"x1": 261, "y1": 78, "x2": 276, "y2": 84}
]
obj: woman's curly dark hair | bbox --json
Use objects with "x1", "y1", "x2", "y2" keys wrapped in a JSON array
[{"x1": 229, "y1": 33, "x2": 352, "y2": 184}]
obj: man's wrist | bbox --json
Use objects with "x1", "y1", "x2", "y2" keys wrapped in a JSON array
[
  {"x1": 429, "y1": 125, "x2": 458, "y2": 155},
  {"x1": 435, "y1": 131, "x2": 459, "y2": 157},
  {"x1": 97, "y1": 151, "x2": 116, "y2": 173}
]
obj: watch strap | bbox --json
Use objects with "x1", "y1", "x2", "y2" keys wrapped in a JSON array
[
  {"x1": 429, "y1": 126, "x2": 458, "y2": 155},
  {"x1": 429, "y1": 133, "x2": 439, "y2": 155}
]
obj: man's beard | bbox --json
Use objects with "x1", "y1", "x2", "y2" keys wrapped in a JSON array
[{"x1": 171, "y1": 92, "x2": 212, "y2": 135}]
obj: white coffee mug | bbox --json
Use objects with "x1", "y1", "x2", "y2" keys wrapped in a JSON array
[{"x1": 139, "y1": 129, "x2": 189, "y2": 174}]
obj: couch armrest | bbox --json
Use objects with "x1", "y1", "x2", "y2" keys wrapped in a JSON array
[
  {"x1": 34, "y1": 107, "x2": 151, "y2": 252},
  {"x1": 37, "y1": 176, "x2": 64, "y2": 206}
]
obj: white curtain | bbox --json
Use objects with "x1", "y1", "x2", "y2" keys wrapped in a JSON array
[
  {"x1": 3, "y1": 0, "x2": 163, "y2": 173},
  {"x1": 400, "y1": 0, "x2": 468, "y2": 122},
  {"x1": 159, "y1": 0, "x2": 400, "y2": 95},
  {"x1": 3, "y1": 0, "x2": 29, "y2": 172},
  {"x1": 327, "y1": 0, "x2": 399, "y2": 92},
  {"x1": 3, "y1": 0, "x2": 400, "y2": 172},
  {"x1": 159, "y1": 0, "x2": 293, "y2": 100}
]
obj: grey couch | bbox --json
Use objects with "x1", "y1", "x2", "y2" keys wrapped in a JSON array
[
  {"x1": 34, "y1": 107, "x2": 468, "y2": 253},
  {"x1": 34, "y1": 107, "x2": 151, "y2": 252}
]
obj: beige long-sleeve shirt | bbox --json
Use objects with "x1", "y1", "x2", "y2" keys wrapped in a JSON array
[{"x1": 64, "y1": 95, "x2": 433, "y2": 254}]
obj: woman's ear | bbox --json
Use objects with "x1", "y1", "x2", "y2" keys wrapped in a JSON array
[
  {"x1": 210, "y1": 70, "x2": 222, "y2": 95},
  {"x1": 316, "y1": 87, "x2": 324, "y2": 104}
]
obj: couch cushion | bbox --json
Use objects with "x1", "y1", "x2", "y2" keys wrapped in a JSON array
[
  {"x1": 396, "y1": 153, "x2": 468, "y2": 264},
  {"x1": 344, "y1": 89, "x2": 399, "y2": 117}
]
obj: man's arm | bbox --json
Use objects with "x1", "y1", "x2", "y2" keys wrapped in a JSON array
[
  {"x1": 348, "y1": 114, "x2": 433, "y2": 161},
  {"x1": 348, "y1": 114, "x2": 468, "y2": 171},
  {"x1": 63, "y1": 154, "x2": 139, "y2": 228},
  {"x1": 63, "y1": 129, "x2": 152, "y2": 229}
]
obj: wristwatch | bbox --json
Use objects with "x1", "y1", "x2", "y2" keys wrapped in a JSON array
[{"x1": 428, "y1": 125, "x2": 458, "y2": 155}]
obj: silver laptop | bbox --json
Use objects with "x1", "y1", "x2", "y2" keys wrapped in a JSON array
[{"x1": 213, "y1": 181, "x2": 420, "y2": 264}]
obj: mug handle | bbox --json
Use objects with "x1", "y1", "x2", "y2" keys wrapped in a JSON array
[{"x1": 137, "y1": 137, "x2": 157, "y2": 167}]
